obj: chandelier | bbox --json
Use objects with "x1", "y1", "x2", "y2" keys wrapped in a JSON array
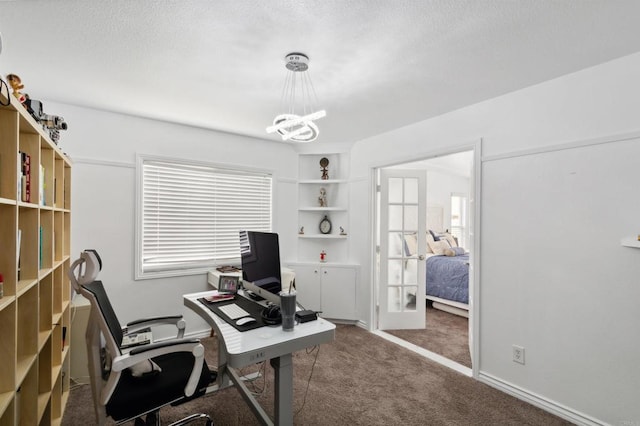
[{"x1": 266, "y1": 52, "x2": 326, "y2": 143}]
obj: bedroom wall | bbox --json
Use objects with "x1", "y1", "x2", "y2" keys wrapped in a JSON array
[
  {"x1": 49, "y1": 102, "x2": 298, "y2": 337},
  {"x1": 349, "y1": 51, "x2": 640, "y2": 425},
  {"x1": 425, "y1": 169, "x2": 469, "y2": 232}
]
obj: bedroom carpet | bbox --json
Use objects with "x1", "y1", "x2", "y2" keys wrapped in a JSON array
[
  {"x1": 62, "y1": 324, "x2": 570, "y2": 425},
  {"x1": 385, "y1": 303, "x2": 472, "y2": 368}
]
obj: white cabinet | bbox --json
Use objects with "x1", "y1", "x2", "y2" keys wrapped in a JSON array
[
  {"x1": 291, "y1": 152, "x2": 358, "y2": 321},
  {"x1": 288, "y1": 263, "x2": 357, "y2": 321}
]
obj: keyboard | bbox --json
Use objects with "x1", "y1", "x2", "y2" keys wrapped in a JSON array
[{"x1": 218, "y1": 303, "x2": 251, "y2": 320}]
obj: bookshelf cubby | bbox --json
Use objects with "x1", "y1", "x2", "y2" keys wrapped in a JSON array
[{"x1": 0, "y1": 88, "x2": 72, "y2": 425}]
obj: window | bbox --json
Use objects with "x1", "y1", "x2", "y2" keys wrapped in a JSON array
[
  {"x1": 450, "y1": 193, "x2": 468, "y2": 249},
  {"x1": 136, "y1": 156, "x2": 272, "y2": 279}
]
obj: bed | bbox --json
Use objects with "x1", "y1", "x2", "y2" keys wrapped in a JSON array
[
  {"x1": 403, "y1": 231, "x2": 470, "y2": 317},
  {"x1": 425, "y1": 253, "x2": 469, "y2": 317}
]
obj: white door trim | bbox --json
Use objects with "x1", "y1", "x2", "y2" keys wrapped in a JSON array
[{"x1": 370, "y1": 139, "x2": 482, "y2": 379}]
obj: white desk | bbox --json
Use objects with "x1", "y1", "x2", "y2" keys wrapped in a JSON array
[{"x1": 184, "y1": 290, "x2": 335, "y2": 426}]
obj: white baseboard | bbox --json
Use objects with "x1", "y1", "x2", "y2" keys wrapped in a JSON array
[
  {"x1": 373, "y1": 330, "x2": 472, "y2": 377},
  {"x1": 478, "y1": 372, "x2": 606, "y2": 426}
]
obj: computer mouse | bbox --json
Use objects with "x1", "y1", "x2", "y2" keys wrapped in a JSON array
[{"x1": 236, "y1": 317, "x2": 257, "y2": 326}]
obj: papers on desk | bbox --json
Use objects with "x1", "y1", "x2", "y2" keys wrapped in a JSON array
[{"x1": 203, "y1": 291, "x2": 235, "y2": 303}]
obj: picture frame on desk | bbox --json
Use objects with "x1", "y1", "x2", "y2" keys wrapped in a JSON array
[{"x1": 218, "y1": 275, "x2": 239, "y2": 294}]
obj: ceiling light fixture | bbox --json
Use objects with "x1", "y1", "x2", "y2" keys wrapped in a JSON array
[{"x1": 266, "y1": 52, "x2": 326, "y2": 143}]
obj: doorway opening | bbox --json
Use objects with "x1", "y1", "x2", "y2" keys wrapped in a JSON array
[{"x1": 372, "y1": 147, "x2": 477, "y2": 375}]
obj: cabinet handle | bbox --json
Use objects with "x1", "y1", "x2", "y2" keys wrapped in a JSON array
[{"x1": 323, "y1": 270, "x2": 328, "y2": 274}]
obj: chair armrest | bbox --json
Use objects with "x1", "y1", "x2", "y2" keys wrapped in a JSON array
[
  {"x1": 123, "y1": 315, "x2": 186, "y2": 338},
  {"x1": 109, "y1": 338, "x2": 206, "y2": 399},
  {"x1": 112, "y1": 338, "x2": 202, "y2": 371}
]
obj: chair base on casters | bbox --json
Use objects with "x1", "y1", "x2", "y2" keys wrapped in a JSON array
[{"x1": 133, "y1": 412, "x2": 213, "y2": 426}]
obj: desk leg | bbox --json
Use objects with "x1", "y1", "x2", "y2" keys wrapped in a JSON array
[
  {"x1": 217, "y1": 336, "x2": 231, "y2": 389},
  {"x1": 270, "y1": 353, "x2": 293, "y2": 426}
]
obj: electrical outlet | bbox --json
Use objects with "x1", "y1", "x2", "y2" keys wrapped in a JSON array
[{"x1": 512, "y1": 345, "x2": 525, "y2": 365}]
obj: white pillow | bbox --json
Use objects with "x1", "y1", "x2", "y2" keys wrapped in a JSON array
[
  {"x1": 403, "y1": 233, "x2": 418, "y2": 256},
  {"x1": 427, "y1": 239, "x2": 451, "y2": 255},
  {"x1": 425, "y1": 232, "x2": 436, "y2": 254},
  {"x1": 441, "y1": 232, "x2": 458, "y2": 248}
]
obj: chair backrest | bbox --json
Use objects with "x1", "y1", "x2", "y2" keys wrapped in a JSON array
[{"x1": 81, "y1": 280, "x2": 124, "y2": 347}]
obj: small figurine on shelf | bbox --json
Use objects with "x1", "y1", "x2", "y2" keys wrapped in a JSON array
[
  {"x1": 318, "y1": 187, "x2": 327, "y2": 207},
  {"x1": 340, "y1": 226, "x2": 347, "y2": 236},
  {"x1": 320, "y1": 157, "x2": 329, "y2": 180},
  {"x1": 299, "y1": 226, "x2": 304, "y2": 235},
  {"x1": 6, "y1": 73, "x2": 27, "y2": 106},
  {"x1": 320, "y1": 250, "x2": 327, "y2": 262}
]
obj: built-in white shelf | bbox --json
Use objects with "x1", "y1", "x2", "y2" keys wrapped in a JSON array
[
  {"x1": 620, "y1": 236, "x2": 640, "y2": 248},
  {"x1": 299, "y1": 207, "x2": 347, "y2": 212},
  {"x1": 299, "y1": 179, "x2": 347, "y2": 184},
  {"x1": 298, "y1": 234, "x2": 348, "y2": 239}
]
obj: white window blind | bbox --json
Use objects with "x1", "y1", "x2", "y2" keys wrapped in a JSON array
[{"x1": 138, "y1": 157, "x2": 272, "y2": 278}]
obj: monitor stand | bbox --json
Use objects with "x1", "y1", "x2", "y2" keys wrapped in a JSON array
[{"x1": 245, "y1": 290, "x2": 265, "y2": 302}]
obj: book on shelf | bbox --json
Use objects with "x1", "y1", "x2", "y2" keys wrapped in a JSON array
[
  {"x1": 39, "y1": 164, "x2": 45, "y2": 205},
  {"x1": 39, "y1": 226, "x2": 42, "y2": 270},
  {"x1": 17, "y1": 151, "x2": 31, "y2": 202},
  {"x1": 17, "y1": 229, "x2": 21, "y2": 280},
  {"x1": 23, "y1": 152, "x2": 30, "y2": 202}
]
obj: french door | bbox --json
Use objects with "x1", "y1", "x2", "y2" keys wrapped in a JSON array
[{"x1": 378, "y1": 169, "x2": 427, "y2": 330}]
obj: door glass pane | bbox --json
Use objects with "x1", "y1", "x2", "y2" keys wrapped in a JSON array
[
  {"x1": 403, "y1": 287, "x2": 418, "y2": 311},
  {"x1": 388, "y1": 205, "x2": 402, "y2": 230},
  {"x1": 387, "y1": 259, "x2": 403, "y2": 285},
  {"x1": 388, "y1": 287, "x2": 402, "y2": 312},
  {"x1": 388, "y1": 233, "x2": 403, "y2": 257},
  {"x1": 388, "y1": 178, "x2": 402, "y2": 203},
  {"x1": 404, "y1": 178, "x2": 418, "y2": 203},
  {"x1": 404, "y1": 259, "x2": 417, "y2": 284},
  {"x1": 404, "y1": 205, "x2": 418, "y2": 231}
]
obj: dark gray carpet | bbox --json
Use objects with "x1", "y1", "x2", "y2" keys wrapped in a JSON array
[
  {"x1": 62, "y1": 324, "x2": 569, "y2": 425},
  {"x1": 386, "y1": 303, "x2": 471, "y2": 368}
]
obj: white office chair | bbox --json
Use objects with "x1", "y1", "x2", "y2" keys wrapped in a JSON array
[{"x1": 68, "y1": 249, "x2": 215, "y2": 425}]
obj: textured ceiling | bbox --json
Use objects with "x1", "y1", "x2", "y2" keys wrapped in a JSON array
[{"x1": 1, "y1": 1, "x2": 640, "y2": 147}]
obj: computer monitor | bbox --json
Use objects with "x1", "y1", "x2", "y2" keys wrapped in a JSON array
[{"x1": 239, "y1": 230, "x2": 282, "y2": 305}]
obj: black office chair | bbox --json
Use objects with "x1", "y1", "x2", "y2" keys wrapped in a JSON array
[{"x1": 69, "y1": 250, "x2": 216, "y2": 426}]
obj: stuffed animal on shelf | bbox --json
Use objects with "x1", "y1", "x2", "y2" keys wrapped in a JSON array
[{"x1": 6, "y1": 74, "x2": 27, "y2": 105}]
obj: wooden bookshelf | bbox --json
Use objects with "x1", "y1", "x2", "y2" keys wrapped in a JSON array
[{"x1": 0, "y1": 89, "x2": 72, "y2": 425}]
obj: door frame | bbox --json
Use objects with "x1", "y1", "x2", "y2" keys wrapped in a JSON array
[{"x1": 370, "y1": 139, "x2": 482, "y2": 378}]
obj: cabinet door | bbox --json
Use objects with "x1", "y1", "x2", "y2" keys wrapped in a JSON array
[
  {"x1": 320, "y1": 266, "x2": 357, "y2": 320},
  {"x1": 290, "y1": 265, "x2": 322, "y2": 312}
]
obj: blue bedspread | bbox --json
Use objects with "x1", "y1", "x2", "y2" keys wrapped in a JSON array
[{"x1": 426, "y1": 254, "x2": 469, "y2": 304}]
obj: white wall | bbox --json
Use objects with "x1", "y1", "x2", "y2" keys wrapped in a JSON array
[
  {"x1": 51, "y1": 103, "x2": 298, "y2": 336},
  {"x1": 51, "y1": 49, "x2": 640, "y2": 423},
  {"x1": 425, "y1": 169, "x2": 469, "y2": 231},
  {"x1": 350, "y1": 52, "x2": 640, "y2": 425}
]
